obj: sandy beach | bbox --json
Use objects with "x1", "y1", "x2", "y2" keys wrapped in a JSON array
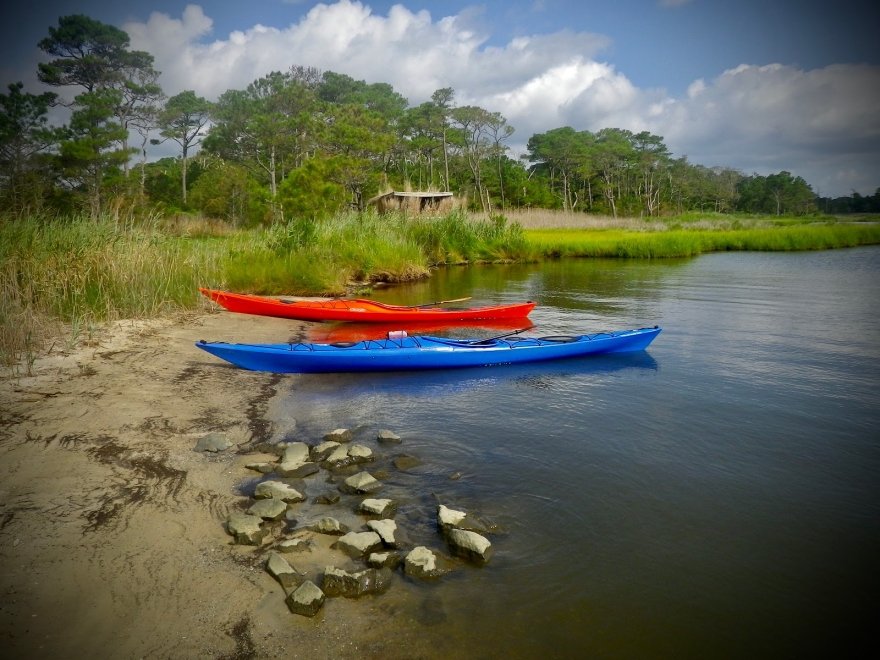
[{"x1": 0, "y1": 310, "x2": 448, "y2": 659}]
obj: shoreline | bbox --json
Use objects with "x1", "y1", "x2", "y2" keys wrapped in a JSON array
[{"x1": 0, "y1": 311, "x2": 444, "y2": 658}]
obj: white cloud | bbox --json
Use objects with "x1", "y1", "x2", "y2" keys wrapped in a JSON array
[{"x1": 121, "y1": 1, "x2": 879, "y2": 197}]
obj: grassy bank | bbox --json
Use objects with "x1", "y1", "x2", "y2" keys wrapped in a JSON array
[{"x1": 2, "y1": 209, "x2": 878, "y2": 370}]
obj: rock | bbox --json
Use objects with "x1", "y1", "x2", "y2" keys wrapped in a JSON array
[
  {"x1": 244, "y1": 462, "x2": 276, "y2": 474},
  {"x1": 266, "y1": 551, "x2": 302, "y2": 589},
  {"x1": 281, "y1": 442, "x2": 310, "y2": 465},
  {"x1": 404, "y1": 546, "x2": 447, "y2": 579},
  {"x1": 323, "y1": 445, "x2": 350, "y2": 466},
  {"x1": 226, "y1": 513, "x2": 266, "y2": 545},
  {"x1": 247, "y1": 498, "x2": 288, "y2": 521},
  {"x1": 312, "y1": 492, "x2": 340, "y2": 505},
  {"x1": 347, "y1": 444, "x2": 373, "y2": 462},
  {"x1": 393, "y1": 454, "x2": 422, "y2": 470},
  {"x1": 447, "y1": 528, "x2": 493, "y2": 565},
  {"x1": 275, "y1": 442, "x2": 319, "y2": 478},
  {"x1": 376, "y1": 429, "x2": 401, "y2": 444},
  {"x1": 323, "y1": 428, "x2": 352, "y2": 443},
  {"x1": 254, "y1": 480, "x2": 305, "y2": 503},
  {"x1": 448, "y1": 471, "x2": 462, "y2": 481},
  {"x1": 342, "y1": 471, "x2": 382, "y2": 494},
  {"x1": 195, "y1": 432, "x2": 233, "y2": 453},
  {"x1": 437, "y1": 504, "x2": 466, "y2": 528},
  {"x1": 366, "y1": 519, "x2": 398, "y2": 547},
  {"x1": 334, "y1": 531, "x2": 382, "y2": 558},
  {"x1": 437, "y1": 504, "x2": 495, "y2": 535},
  {"x1": 276, "y1": 461, "x2": 319, "y2": 478},
  {"x1": 310, "y1": 440, "x2": 340, "y2": 461},
  {"x1": 286, "y1": 580, "x2": 324, "y2": 617},
  {"x1": 277, "y1": 537, "x2": 311, "y2": 554},
  {"x1": 367, "y1": 551, "x2": 402, "y2": 569},
  {"x1": 359, "y1": 498, "x2": 396, "y2": 518},
  {"x1": 322, "y1": 566, "x2": 392, "y2": 598},
  {"x1": 312, "y1": 517, "x2": 349, "y2": 535}
]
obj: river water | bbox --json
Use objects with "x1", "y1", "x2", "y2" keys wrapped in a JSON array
[{"x1": 271, "y1": 247, "x2": 879, "y2": 658}]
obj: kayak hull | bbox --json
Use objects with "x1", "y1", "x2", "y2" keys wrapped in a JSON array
[
  {"x1": 199, "y1": 288, "x2": 535, "y2": 322},
  {"x1": 196, "y1": 326, "x2": 661, "y2": 374}
]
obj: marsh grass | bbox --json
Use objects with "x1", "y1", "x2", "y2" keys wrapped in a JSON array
[{"x1": 526, "y1": 223, "x2": 880, "y2": 258}]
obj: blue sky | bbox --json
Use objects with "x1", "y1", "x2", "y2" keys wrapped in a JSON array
[{"x1": 3, "y1": 0, "x2": 879, "y2": 197}]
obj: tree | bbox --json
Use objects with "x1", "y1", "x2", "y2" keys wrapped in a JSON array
[
  {"x1": 156, "y1": 91, "x2": 211, "y2": 205},
  {"x1": 0, "y1": 82, "x2": 57, "y2": 212},
  {"x1": 37, "y1": 14, "x2": 131, "y2": 93},
  {"x1": 525, "y1": 127, "x2": 593, "y2": 211},
  {"x1": 56, "y1": 88, "x2": 131, "y2": 216}
]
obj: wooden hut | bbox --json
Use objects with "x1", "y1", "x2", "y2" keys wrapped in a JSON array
[{"x1": 367, "y1": 191, "x2": 455, "y2": 215}]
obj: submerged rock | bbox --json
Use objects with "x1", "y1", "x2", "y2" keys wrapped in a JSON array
[
  {"x1": 277, "y1": 537, "x2": 311, "y2": 554},
  {"x1": 376, "y1": 430, "x2": 401, "y2": 444},
  {"x1": 312, "y1": 517, "x2": 349, "y2": 535},
  {"x1": 367, "y1": 551, "x2": 402, "y2": 569},
  {"x1": 226, "y1": 513, "x2": 266, "y2": 546},
  {"x1": 393, "y1": 454, "x2": 422, "y2": 471},
  {"x1": 266, "y1": 551, "x2": 302, "y2": 589},
  {"x1": 195, "y1": 432, "x2": 233, "y2": 453},
  {"x1": 253, "y1": 480, "x2": 305, "y2": 503},
  {"x1": 322, "y1": 566, "x2": 392, "y2": 598},
  {"x1": 286, "y1": 580, "x2": 325, "y2": 617},
  {"x1": 437, "y1": 504, "x2": 496, "y2": 535}
]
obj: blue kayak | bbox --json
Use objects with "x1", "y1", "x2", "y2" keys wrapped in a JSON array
[{"x1": 195, "y1": 326, "x2": 661, "y2": 373}]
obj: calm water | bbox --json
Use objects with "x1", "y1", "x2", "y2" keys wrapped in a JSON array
[{"x1": 269, "y1": 247, "x2": 879, "y2": 658}]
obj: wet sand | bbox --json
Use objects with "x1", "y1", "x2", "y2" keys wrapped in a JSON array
[{"x1": 0, "y1": 311, "x2": 450, "y2": 658}]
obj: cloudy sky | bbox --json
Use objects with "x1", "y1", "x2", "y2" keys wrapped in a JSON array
[{"x1": 2, "y1": 0, "x2": 879, "y2": 197}]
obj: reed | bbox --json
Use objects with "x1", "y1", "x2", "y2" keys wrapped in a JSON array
[{"x1": 525, "y1": 223, "x2": 880, "y2": 258}]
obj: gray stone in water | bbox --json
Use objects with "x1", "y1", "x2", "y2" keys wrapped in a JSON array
[
  {"x1": 276, "y1": 461, "x2": 319, "y2": 478},
  {"x1": 347, "y1": 444, "x2": 373, "y2": 461},
  {"x1": 447, "y1": 528, "x2": 493, "y2": 565},
  {"x1": 376, "y1": 429, "x2": 401, "y2": 444},
  {"x1": 312, "y1": 492, "x2": 341, "y2": 505},
  {"x1": 244, "y1": 462, "x2": 276, "y2": 474},
  {"x1": 342, "y1": 471, "x2": 382, "y2": 494},
  {"x1": 322, "y1": 566, "x2": 392, "y2": 598},
  {"x1": 312, "y1": 517, "x2": 349, "y2": 535},
  {"x1": 310, "y1": 440, "x2": 340, "y2": 461},
  {"x1": 266, "y1": 551, "x2": 302, "y2": 589},
  {"x1": 393, "y1": 454, "x2": 422, "y2": 471},
  {"x1": 334, "y1": 531, "x2": 382, "y2": 558},
  {"x1": 404, "y1": 546, "x2": 447, "y2": 579},
  {"x1": 277, "y1": 537, "x2": 311, "y2": 554},
  {"x1": 437, "y1": 504, "x2": 494, "y2": 535},
  {"x1": 195, "y1": 432, "x2": 233, "y2": 453},
  {"x1": 366, "y1": 519, "x2": 398, "y2": 547},
  {"x1": 275, "y1": 442, "x2": 318, "y2": 477},
  {"x1": 367, "y1": 551, "x2": 402, "y2": 569},
  {"x1": 281, "y1": 442, "x2": 310, "y2": 465},
  {"x1": 226, "y1": 512, "x2": 266, "y2": 545},
  {"x1": 323, "y1": 428, "x2": 352, "y2": 443},
  {"x1": 323, "y1": 444, "x2": 350, "y2": 466},
  {"x1": 247, "y1": 498, "x2": 288, "y2": 521},
  {"x1": 253, "y1": 480, "x2": 305, "y2": 503},
  {"x1": 286, "y1": 580, "x2": 325, "y2": 617},
  {"x1": 359, "y1": 498, "x2": 396, "y2": 518}
]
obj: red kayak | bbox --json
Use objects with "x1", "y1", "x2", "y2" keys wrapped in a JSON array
[{"x1": 199, "y1": 288, "x2": 536, "y2": 322}]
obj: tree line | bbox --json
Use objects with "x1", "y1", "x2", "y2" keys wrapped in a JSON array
[{"x1": 1, "y1": 14, "x2": 875, "y2": 224}]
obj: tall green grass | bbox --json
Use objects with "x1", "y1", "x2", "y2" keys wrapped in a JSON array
[{"x1": 525, "y1": 223, "x2": 880, "y2": 258}]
